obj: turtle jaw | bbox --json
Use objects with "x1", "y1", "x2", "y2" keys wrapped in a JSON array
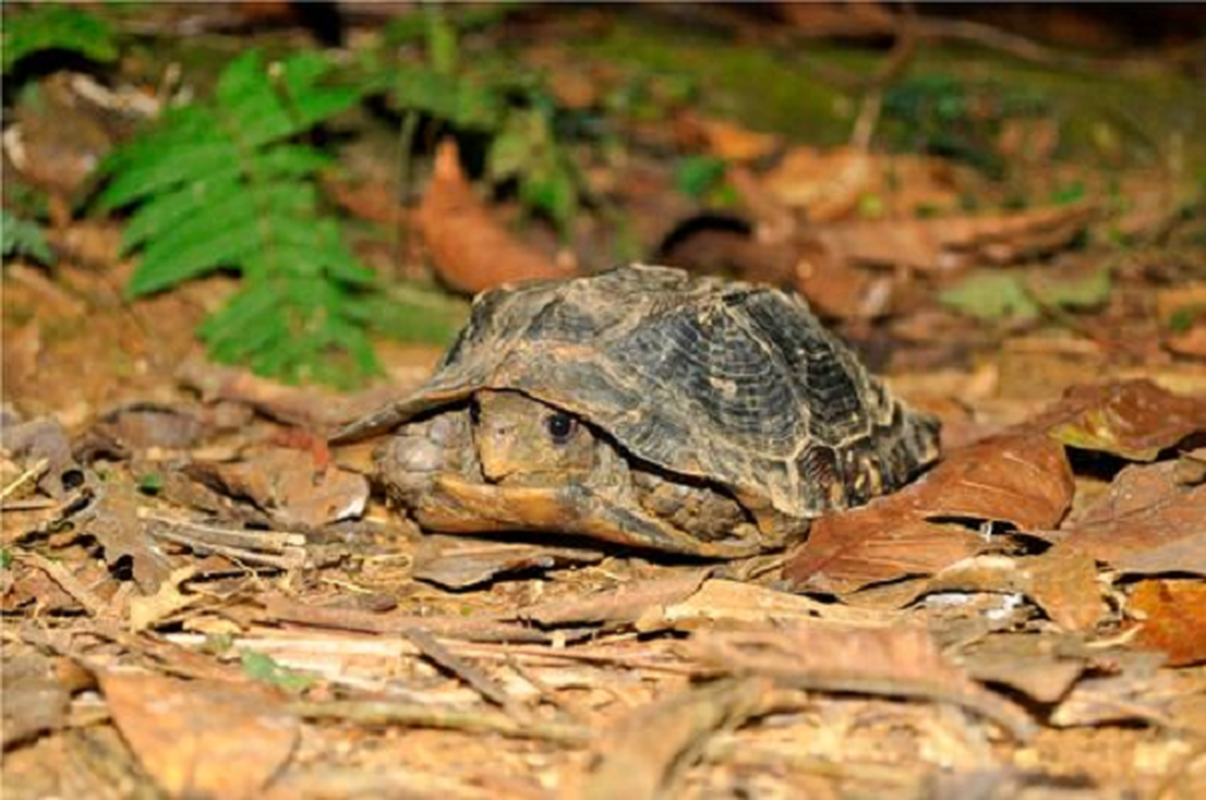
[{"x1": 419, "y1": 473, "x2": 763, "y2": 559}]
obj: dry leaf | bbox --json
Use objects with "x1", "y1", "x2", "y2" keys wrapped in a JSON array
[
  {"x1": 1042, "y1": 379, "x2": 1206, "y2": 461},
  {"x1": 1130, "y1": 580, "x2": 1206, "y2": 667},
  {"x1": 412, "y1": 537, "x2": 603, "y2": 590},
  {"x1": 957, "y1": 633, "x2": 1086, "y2": 704},
  {"x1": 689, "y1": 622, "x2": 1037, "y2": 740},
  {"x1": 100, "y1": 671, "x2": 299, "y2": 799},
  {"x1": 786, "y1": 432, "x2": 1073, "y2": 594},
  {"x1": 764, "y1": 146, "x2": 963, "y2": 222},
  {"x1": 1059, "y1": 461, "x2": 1206, "y2": 576},
  {"x1": 807, "y1": 203, "x2": 1094, "y2": 273},
  {"x1": 573, "y1": 677, "x2": 773, "y2": 800},
  {"x1": 1, "y1": 652, "x2": 72, "y2": 750},
  {"x1": 419, "y1": 139, "x2": 575, "y2": 294},
  {"x1": 519, "y1": 571, "x2": 710, "y2": 629},
  {"x1": 187, "y1": 448, "x2": 368, "y2": 528},
  {"x1": 648, "y1": 578, "x2": 904, "y2": 632}
]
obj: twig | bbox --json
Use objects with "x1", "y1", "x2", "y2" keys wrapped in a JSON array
[
  {"x1": 15, "y1": 550, "x2": 111, "y2": 618},
  {"x1": 289, "y1": 699, "x2": 591, "y2": 745},
  {"x1": 1, "y1": 458, "x2": 49, "y2": 503},
  {"x1": 402, "y1": 626, "x2": 519, "y2": 712},
  {"x1": 142, "y1": 514, "x2": 307, "y2": 570}
]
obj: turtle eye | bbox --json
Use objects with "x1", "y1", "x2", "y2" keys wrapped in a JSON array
[{"x1": 544, "y1": 412, "x2": 578, "y2": 444}]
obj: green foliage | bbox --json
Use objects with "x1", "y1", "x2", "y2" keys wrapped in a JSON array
[
  {"x1": 1, "y1": 210, "x2": 54, "y2": 264},
  {"x1": 99, "y1": 51, "x2": 391, "y2": 387},
  {"x1": 674, "y1": 155, "x2": 727, "y2": 199},
  {"x1": 240, "y1": 651, "x2": 316, "y2": 694},
  {"x1": 883, "y1": 75, "x2": 1047, "y2": 178},
  {"x1": 136, "y1": 471, "x2": 164, "y2": 495},
  {"x1": 388, "y1": 8, "x2": 586, "y2": 231},
  {"x1": 0, "y1": 548, "x2": 11, "y2": 571},
  {"x1": 940, "y1": 267, "x2": 1112, "y2": 322},
  {"x1": 940, "y1": 272, "x2": 1040, "y2": 322},
  {"x1": 2, "y1": 5, "x2": 118, "y2": 76}
]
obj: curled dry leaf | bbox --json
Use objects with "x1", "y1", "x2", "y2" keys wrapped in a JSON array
[
  {"x1": 1040, "y1": 379, "x2": 1206, "y2": 461},
  {"x1": 786, "y1": 432, "x2": 1074, "y2": 594},
  {"x1": 186, "y1": 448, "x2": 368, "y2": 528},
  {"x1": 764, "y1": 146, "x2": 964, "y2": 222},
  {"x1": 807, "y1": 203, "x2": 1095, "y2": 273},
  {"x1": 412, "y1": 536, "x2": 604, "y2": 590},
  {"x1": 1058, "y1": 461, "x2": 1206, "y2": 577},
  {"x1": 419, "y1": 139, "x2": 575, "y2": 294},
  {"x1": 1130, "y1": 580, "x2": 1206, "y2": 667},
  {"x1": 100, "y1": 671, "x2": 298, "y2": 799},
  {"x1": 688, "y1": 621, "x2": 1037, "y2": 740}
]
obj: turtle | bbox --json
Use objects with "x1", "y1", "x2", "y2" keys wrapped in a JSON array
[{"x1": 333, "y1": 264, "x2": 940, "y2": 558}]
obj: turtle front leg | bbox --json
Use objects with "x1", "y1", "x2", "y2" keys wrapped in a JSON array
[{"x1": 418, "y1": 474, "x2": 762, "y2": 559}]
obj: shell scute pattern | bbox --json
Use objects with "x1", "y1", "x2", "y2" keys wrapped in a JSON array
[{"x1": 338, "y1": 264, "x2": 940, "y2": 521}]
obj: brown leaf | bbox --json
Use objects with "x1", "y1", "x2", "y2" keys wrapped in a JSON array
[
  {"x1": 689, "y1": 622, "x2": 1036, "y2": 740},
  {"x1": 1, "y1": 652, "x2": 72, "y2": 750},
  {"x1": 764, "y1": 147, "x2": 965, "y2": 222},
  {"x1": 100, "y1": 671, "x2": 298, "y2": 799},
  {"x1": 919, "y1": 547, "x2": 1107, "y2": 632},
  {"x1": 807, "y1": 203, "x2": 1095, "y2": 273},
  {"x1": 519, "y1": 571, "x2": 711, "y2": 628},
  {"x1": 412, "y1": 537, "x2": 604, "y2": 590},
  {"x1": 419, "y1": 139, "x2": 575, "y2": 294},
  {"x1": 957, "y1": 633, "x2": 1086, "y2": 704},
  {"x1": 1041, "y1": 379, "x2": 1206, "y2": 461},
  {"x1": 1059, "y1": 461, "x2": 1206, "y2": 576},
  {"x1": 786, "y1": 432, "x2": 1073, "y2": 593},
  {"x1": 571, "y1": 677, "x2": 773, "y2": 800},
  {"x1": 1130, "y1": 580, "x2": 1206, "y2": 667},
  {"x1": 186, "y1": 448, "x2": 369, "y2": 528}
]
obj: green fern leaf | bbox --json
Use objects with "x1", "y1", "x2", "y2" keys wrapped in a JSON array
[
  {"x1": 2, "y1": 6, "x2": 117, "y2": 76},
  {"x1": 106, "y1": 47, "x2": 387, "y2": 386},
  {"x1": 100, "y1": 140, "x2": 239, "y2": 210},
  {"x1": 1, "y1": 210, "x2": 54, "y2": 264}
]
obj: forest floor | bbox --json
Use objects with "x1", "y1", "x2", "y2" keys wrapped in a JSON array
[{"x1": 3, "y1": 5, "x2": 1206, "y2": 799}]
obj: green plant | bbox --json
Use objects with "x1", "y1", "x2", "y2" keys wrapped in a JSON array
[
  {"x1": 883, "y1": 75, "x2": 1047, "y2": 178},
  {"x1": 98, "y1": 51, "x2": 398, "y2": 386},
  {"x1": 2, "y1": 5, "x2": 118, "y2": 76},
  {"x1": 1, "y1": 210, "x2": 54, "y2": 264},
  {"x1": 388, "y1": 8, "x2": 585, "y2": 230}
]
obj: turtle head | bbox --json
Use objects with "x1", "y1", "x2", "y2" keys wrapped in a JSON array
[{"x1": 471, "y1": 390, "x2": 596, "y2": 484}]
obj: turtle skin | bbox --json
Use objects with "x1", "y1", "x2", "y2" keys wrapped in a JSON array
[{"x1": 334, "y1": 264, "x2": 940, "y2": 557}]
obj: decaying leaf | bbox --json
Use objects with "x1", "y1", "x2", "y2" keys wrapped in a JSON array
[
  {"x1": 786, "y1": 432, "x2": 1073, "y2": 594},
  {"x1": 1059, "y1": 461, "x2": 1206, "y2": 576},
  {"x1": 1130, "y1": 580, "x2": 1206, "y2": 667},
  {"x1": 688, "y1": 622, "x2": 1037, "y2": 740},
  {"x1": 807, "y1": 203, "x2": 1094, "y2": 273},
  {"x1": 100, "y1": 671, "x2": 298, "y2": 799},
  {"x1": 412, "y1": 537, "x2": 604, "y2": 590},
  {"x1": 419, "y1": 139, "x2": 575, "y2": 294},
  {"x1": 1, "y1": 652, "x2": 73, "y2": 751},
  {"x1": 1042, "y1": 379, "x2": 1206, "y2": 461},
  {"x1": 76, "y1": 473, "x2": 173, "y2": 592},
  {"x1": 763, "y1": 146, "x2": 964, "y2": 221},
  {"x1": 186, "y1": 448, "x2": 369, "y2": 528},
  {"x1": 919, "y1": 546, "x2": 1107, "y2": 631},
  {"x1": 956, "y1": 633, "x2": 1087, "y2": 704},
  {"x1": 519, "y1": 571, "x2": 711, "y2": 629},
  {"x1": 572, "y1": 677, "x2": 773, "y2": 800}
]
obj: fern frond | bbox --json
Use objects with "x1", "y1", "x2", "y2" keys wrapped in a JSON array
[
  {"x1": 102, "y1": 48, "x2": 423, "y2": 386},
  {"x1": 1, "y1": 210, "x2": 54, "y2": 264},
  {"x1": 2, "y1": 6, "x2": 117, "y2": 76}
]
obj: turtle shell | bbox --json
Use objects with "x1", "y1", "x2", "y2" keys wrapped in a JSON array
[{"x1": 336, "y1": 264, "x2": 940, "y2": 518}]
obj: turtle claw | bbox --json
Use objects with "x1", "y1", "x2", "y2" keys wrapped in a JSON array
[{"x1": 418, "y1": 474, "x2": 760, "y2": 559}]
